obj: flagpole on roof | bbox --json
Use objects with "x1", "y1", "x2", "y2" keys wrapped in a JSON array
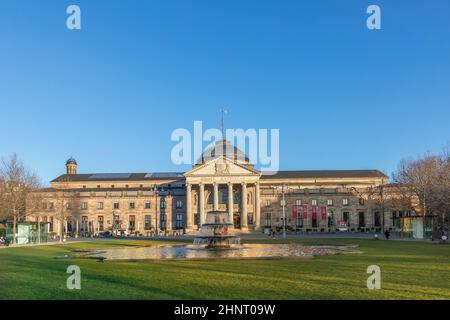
[{"x1": 221, "y1": 108, "x2": 228, "y2": 140}]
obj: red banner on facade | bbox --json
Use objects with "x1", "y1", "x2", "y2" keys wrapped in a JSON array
[
  {"x1": 321, "y1": 206, "x2": 327, "y2": 220},
  {"x1": 302, "y1": 204, "x2": 308, "y2": 219},
  {"x1": 292, "y1": 204, "x2": 298, "y2": 219},
  {"x1": 312, "y1": 205, "x2": 317, "y2": 220}
]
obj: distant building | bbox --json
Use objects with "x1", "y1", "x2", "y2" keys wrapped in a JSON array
[{"x1": 27, "y1": 140, "x2": 396, "y2": 236}]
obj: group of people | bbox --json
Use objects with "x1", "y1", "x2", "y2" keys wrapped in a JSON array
[{"x1": 0, "y1": 236, "x2": 6, "y2": 246}]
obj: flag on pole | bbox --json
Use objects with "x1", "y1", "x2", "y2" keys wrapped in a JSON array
[
  {"x1": 292, "y1": 204, "x2": 298, "y2": 219},
  {"x1": 302, "y1": 204, "x2": 308, "y2": 219},
  {"x1": 321, "y1": 206, "x2": 327, "y2": 220},
  {"x1": 312, "y1": 205, "x2": 317, "y2": 220}
]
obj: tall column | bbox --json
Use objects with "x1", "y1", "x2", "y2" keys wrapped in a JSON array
[
  {"x1": 228, "y1": 183, "x2": 234, "y2": 226},
  {"x1": 199, "y1": 183, "x2": 205, "y2": 225},
  {"x1": 213, "y1": 183, "x2": 219, "y2": 211},
  {"x1": 241, "y1": 183, "x2": 248, "y2": 229},
  {"x1": 255, "y1": 182, "x2": 261, "y2": 230},
  {"x1": 166, "y1": 195, "x2": 172, "y2": 231},
  {"x1": 186, "y1": 183, "x2": 193, "y2": 230}
]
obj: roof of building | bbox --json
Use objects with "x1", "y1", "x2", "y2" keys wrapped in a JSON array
[
  {"x1": 51, "y1": 172, "x2": 185, "y2": 182},
  {"x1": 51, "y1": 169, "x2": 386, "y2": 183},
  {"x1": 261, "y1": 170, "x2": 387, "y2": 179}
]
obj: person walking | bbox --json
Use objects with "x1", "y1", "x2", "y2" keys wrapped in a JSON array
[{"x1": 384, "y1": 229, "x2": 390, "y2": 240}]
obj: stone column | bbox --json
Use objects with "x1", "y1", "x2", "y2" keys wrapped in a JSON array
[
  {"x1": 241, "y1": 183, "x2": 248, "y2": 229},
  {"x1": 228, "y1": 183, "x2": 234, "y2": 225},
  {"x1": 199, "y1": 183, "x2": 205, "y2": 225},
  {"x1": 213, "y1": 183, "x2": 219, "y2": 211},
  {"x1": 165, "y1": 195, "x2": 173, "y2": 231},
  {"x1": 186, "y1": 183, "x2": 193, "y2": 230},
  {"x1": 255, "y1": 182, "x2": 261, "y2": 230}
]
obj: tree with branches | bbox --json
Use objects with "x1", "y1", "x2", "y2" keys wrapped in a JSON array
[
  {"x1": 0, "y1": 154, "x2": 41, "y2": 245},
  {"x1": 392, "y1": 145, "x2": 450, "y2": 240}
]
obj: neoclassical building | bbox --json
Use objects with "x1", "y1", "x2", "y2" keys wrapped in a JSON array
[{"x1": 28, "y1": 140, "x2": 392, "y2": 236}]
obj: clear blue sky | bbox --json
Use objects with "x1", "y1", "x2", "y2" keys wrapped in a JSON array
[{"x1": 1, "y1": 0, "x2": 449, "y2": 185}]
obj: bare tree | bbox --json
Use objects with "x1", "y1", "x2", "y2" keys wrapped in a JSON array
[
  {"x1": 51, "y1": 177, "x2": 73, "y2": 243},
  {"x1": 393, "y1": 146, "x2": 450, "y2": 239},
  {"x1": 0, "y1": 154, "x2": 41, "y2": 244}
]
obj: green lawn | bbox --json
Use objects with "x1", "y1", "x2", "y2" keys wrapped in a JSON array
[{"x1": 1, "y1": 239, "x2": 449, "y2": 300}]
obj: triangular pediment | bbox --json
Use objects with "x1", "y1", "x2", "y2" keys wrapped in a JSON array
[{"x1": 184, "y1": 156, "x2": 260, "y2": 177}]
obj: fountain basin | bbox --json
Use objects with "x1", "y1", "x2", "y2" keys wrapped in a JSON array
[{"x1": 67, "y1": 243, "x2": 363, "y2": 262}]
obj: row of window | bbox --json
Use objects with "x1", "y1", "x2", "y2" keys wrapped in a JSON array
[
  {"x1": 265, "y1": 198, "x2": 364, "y2": 207},
  {"x1": 263, "y1": 211, "x2": 382, "y2": 228},
  {"x1": 74, "y1": 200, "x2": 184, "y2": 210},
  {"x1": 81, "y1": 184, "x2": 184, "y2": 189},
  {"x1": 48, "y1": 213, "x2": 186, "y2": 233}
]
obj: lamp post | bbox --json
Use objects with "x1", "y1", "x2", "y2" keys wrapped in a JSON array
[
  {"x1": 282, "y1": 184, "x2": 286, "y2": 239},
  {"x1": 154, "y1": 185, "x2": 158, "y2": 238}
]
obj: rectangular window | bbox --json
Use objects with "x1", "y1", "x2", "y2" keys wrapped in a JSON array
[
  {"x1": 66, "y1": 219, "x2": 72, "y2": 232},
  {"x1": 113, "y1": 214, "x2": 120, "y2": 229},
  {"x1": 359, "y1": 198, "x2": 365, "y2": 205},
  {"x1": 343, "y1": 212, "x2": 350, "y2": 223},
  {"x1": 176, "y1": 213, "x2": 183, "y2": 229},
  {"x1": 98, "y1": 216, "x2": 104, "y2": 231},
  {"x1": 144, "y1": 215, "x2": 152, "y2": 230},
  {"x1": 161, "y1": 201, "x2": 166, "y2": 209},
  {"x1": 296, "y1": 215, "x2": 303, "y2": 228},
  {"x1": 129, "y1": 215, "x2": 136, "y2": 231},
  {"x1": 265, "y1": 200, "x2": 271, "y2": 207},
  {"x1": 49, "y1": 202, "x2": 54, "y2": 210},
  {"x1": 374, "y1": 212, "x2": 381, "y2": 227},
  {"x1": 114, "y1": 202, "x2": 120, "y2": 210},
  {"x1": 81, "y1": 202, "x2": 88, "y2": 210},
  {"x1": 343, "y1": 198, "x2": 349, "y2": 206},
  {"x1": 358, "y1": 212, "x2": 365, "y2": 227},
  {"x1": 81, "y1": 216, "x2": 88, "y2": 232},
  {"x1": 327, "y1": 199, "x2": 333, "y2": 206},
  {"x1": 296, "y1": 199, "x2": 302, "y2": 206},
  {"x1": 176, "y1": 200, "x2": 183, "y2": 209},
  {"x1": 264, "y1": 213, "x2": 272, "y2": 227},
  {"x1": 49, "y1": 217, "x2": 54, "y2": 232},
  {"x1": 97, "y1": 202, "x2": 104, "y2": 210},
  {"x1": 160, "y1": 214, "x2": 167, "y2": 230},
  {"x1": 311, "y1": 199, "x2": 317, "y2": 206},
  {"x1": 129, "y1": 202, "x2": 135, "y2": 209},
  {"x1": 145, "y1": 201, "x2": 151, "y2": 209}
]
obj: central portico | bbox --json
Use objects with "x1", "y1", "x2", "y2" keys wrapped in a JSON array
[{"x1": 184, "y1": 141, "x2": 261, "y2": 232}]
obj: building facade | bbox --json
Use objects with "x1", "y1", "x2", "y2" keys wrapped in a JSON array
[{"x1": 28, "y1": 141, "x2": 393, "y2": 236}]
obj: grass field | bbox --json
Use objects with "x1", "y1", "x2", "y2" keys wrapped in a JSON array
[{"x1": 1, "y1": 238, "x2": 449, "y2": 300}]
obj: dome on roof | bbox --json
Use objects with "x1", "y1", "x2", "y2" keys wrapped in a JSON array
[
  {"x1": 196, "y1": 140, "x2": 250, "y2": 165},
  {"x1": 66, "y1": 157, "x2": 77, "y2": 165}
]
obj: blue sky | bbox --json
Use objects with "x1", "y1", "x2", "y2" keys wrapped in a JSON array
[{"x1": 0, "y1": 0, "x2": 449, "y2": 185}]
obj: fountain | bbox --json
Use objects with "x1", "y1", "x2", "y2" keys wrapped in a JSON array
[
  {"x1": 193, "y1": 211, "x2": 241, "y2": 249},
  {"x1": 62, "y1": 212, "x2": 364, "y2": 261}
]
